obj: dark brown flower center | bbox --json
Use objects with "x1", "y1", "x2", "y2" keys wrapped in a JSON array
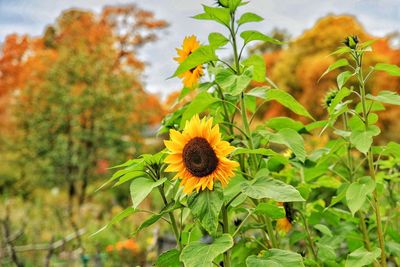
[{"x1": 182, "y1": 137, "x2": 218, "y2": 177}]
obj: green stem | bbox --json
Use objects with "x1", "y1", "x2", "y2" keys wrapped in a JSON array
[
  {"x1": 216, "y1": 85, "x2": 234, "y2": 135},
  {"x1": 158, "y1": 187, "x2": 182, "y2": 251},
  {"x1": 300, "y1": 213, "x2": 318, "y2": 262},
  {"x1": 356, "y1": 51, "x2": 387, "y2": 267},
  {"x1": 343, "y1": 113, "x2": 373, "y2": 251},
  {"x1": 222, "y1": 205, "x2": 231, "y2": 267},
  {"x1": 264, "y1": 216, "x2": 278, "y2": 248}
]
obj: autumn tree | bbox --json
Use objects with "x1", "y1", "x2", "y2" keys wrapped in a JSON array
[{"x1": 5, "y1": 5, "x2": 167, "y2": 208}]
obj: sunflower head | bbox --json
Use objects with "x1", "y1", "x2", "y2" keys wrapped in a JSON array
[
  {"x1": 174, "y1": 36, "x2": 203, "y2": 88},
  {"x1": 164, "y1": 115, "x2": 239, "y2": 194}
]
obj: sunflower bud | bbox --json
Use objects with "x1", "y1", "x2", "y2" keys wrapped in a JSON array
[
  {"x1": 343, "y1": 35, "x2": 359, "y2": 49},
  {"x1": 215, "y1": 0, "x2": 229, "y2": 8},
  {"x1": 322, "y1": 89, "x2": 339, "y2": 108}
]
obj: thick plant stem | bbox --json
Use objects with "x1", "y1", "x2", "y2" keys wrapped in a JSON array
[
  {"x1": 356, "y1": 52, "x2": 387, "y2": 266},
  {"x1": 222, "y1": 205, "x2": 231, "y2": 267}
]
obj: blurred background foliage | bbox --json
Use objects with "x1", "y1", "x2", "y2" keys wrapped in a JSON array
[{"x1": 0, "y1": 3, "x2": 399, "y2": 266}]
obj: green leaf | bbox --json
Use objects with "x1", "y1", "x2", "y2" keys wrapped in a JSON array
[
  {"x1": 223, "y1": 174, "x2": 247, "y2": 207},
  {"x1": 187, "y1": 185, "x2": 224, "y2": 234},
  {"x1": 91, "y1": 207, "x2": 136, "y2": 236},
  {"x1": 314, "y1": 224, "x2": 332, "y2": 237},
  {"x1": 337, "y1": 70, "x2": 353, "y2": 89},
  {"x1": 327, "y1": 87, "x2": 351, "y2": 114},
  {"x1": 241, "y1": 177, "x2": 305, "y2": 202},
  {"x1": 240, "y1": 30, "x2": 283, "y2": 45},
  {"x1": 346, "y1": 176, "x2": 375, "y2": 215},
  {"x1": 215, "y1": 67, "x2": 252, "y2": 95},
  {"x1": 237, "y1": 12, "x2": 263, "y2": 25},
  {"x1": 246, "y1": 249, "x2": 305, "y2": 267},
  {"x1": 130, "y1": 178, "x2": 167, "y2": 209},
  {"x1": 98, "y1": 159, "x2": 145, "y2": 190},
  {"x1": 155, "y1": 249, "x2": 181, "y2": 267},
  {"x1": 193, "y1": 5, "x2": 231, "y2": 27},
  {"x1": 345, "y1": 247, "x2": 381, "y2": 267},
  {"x1": 232, "y1": 147, "x2": 289, "y2": 164},
  {"x1": 320, "y1": 59, "x2": 349, "y2": 80},
  {"x1": 366, "y1": 90, "x2": 400, "y2": 105},
  {"x1": 172, "y1": 46, "x2": 217, "y2": 77},
  {"x1": 350, "y1": 125, "x2": 380, "y2": 154},
  {"x1": 180, "y1": 92, "x2": 218, "y2": 128},
  {"x1": 208, "y1": 32, "x2": 229, "y2": 48},
  {"x1": 133, "y1": 201, "x2": 180, "y2": 235},
  {"x1": 269, "y1": 128, "x2": 306, "y2": 162},
  {"x1": 242, "y1": 54, "x2": 266, "y2": 82},
  {"x1": 180, "y1": 234, "x2": 233, "y2": 267},
  {"x1": 247, "y1": 87, "x2": 314, "y2": 120},
  {"x1": 265, "y1": 117, "x2": 305, "y2": 132},
  {"x1": 254, "y1": 203, "x2": 285, "y2": 219},
  {"x1": 374, "y1": 63, "x2": 400, "y2": 76},
  {"x1": 244, "y1": 95, "x2": 257, "y2": 113},
  {"x1": 317, "y1": 243, "x2": 336, "y2": 262}
]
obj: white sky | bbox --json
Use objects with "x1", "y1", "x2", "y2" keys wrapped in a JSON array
[{"x1": 0, "y1": 0, "x2": 399, "y2": 98}]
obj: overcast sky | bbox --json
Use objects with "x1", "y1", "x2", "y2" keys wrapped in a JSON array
[{"x1": 0, "y1": 0, "x2": 399, "y2": 98}]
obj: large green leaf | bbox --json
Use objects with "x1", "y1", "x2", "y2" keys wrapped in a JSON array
[
  {"x1": 374, "y1": 63, "x2": 400, "y2": 76},
  {"x1": 367, "y1": 90, "x2": 400, "y2": 105},
  {"x1": 240, "y1": 30, "x2": 283, "y2": 45},
  {"x1": 172, "y1": 46, "x2": 218, "y2": 77},
  {"x1": 237, "y1": 12, "x2": 263, "y2": 25},
  {"x1": 320, "y1": 59, "x2": 349, "y2": 80},
  {"x1": 350, "y1": 125, "x2": 380, "y2": 154},
  {"x1": 246, "y1": 249, "x2": 305, "y2": 267},
  {"x1": 242, "y1": 54, "x2": 266, "y2": 82},
  {"x1": 269, "y1": 128, "x2": 306, "y2": 162},
  {"x1": 247, "y1": 87, "x2": 314, "y2": 120},
  {"x1": 155, "y1": 249, "x2": 181, "y2": 267},
  {"x1": 193, "y1": 5, "x2": 231, "y2": 27},
  {"x1": 232, "y1": 147, "x2": 289, "y2": 164},
  {"x1": 241, "y1": 177, "x2": 304, "y2": 202},
  {"x1": 91, "y1": 207, "x2": 136, "y2": 236},
  {"x1": 130, "y1": 178, "x2": 167, "y2": 208},
  {"x1": 132, "y1": 202, "x2": 180, "y2": 235},
  {"x1": 265, "y1": 117, "x2": 305, "y2": 132},
  {"x1": 180, "y1": 92, "x2": 218, "y2": 128},
  {"x1": 215, "y1": 67, "x2": 253, "y2": 95},
  {"x1": 337, "y1": 71, "x2": 353, "y2": 89},
  {"x1": 254, "y1": 202, "x2": 285, "y2": 219},
  {"x1": 180, "y1": 234, "x2": 233, "y2": 267},
  {"x1": 208, "y1": 32, "x2": 229, "y2": 48},
  {"x1": 345, "y1": 247, "x2": 381, "y2": 267},
  {"x1": 346, "y1": 176, "x2": 375, "y2": 216},
  {"x1": 327, "y1": 87, "x2": 351, "y2": 114},
  {"x1": 187, "y1": 185, "x2": 224, "y2": 234}
]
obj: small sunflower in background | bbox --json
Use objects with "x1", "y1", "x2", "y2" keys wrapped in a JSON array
[
  {"x1": 276, "y1": 202, "x2": 295, "y2": 233},
  {"x1": 164, "y1": 115, "x2": 239, "y2": 194},
  {"x1": 174, "y1": 35, "x2": 204, "y2": 88}
]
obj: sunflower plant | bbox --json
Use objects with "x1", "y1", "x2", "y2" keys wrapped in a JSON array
[{"x1": 95, "y1": 1, "x2": 400, "y2": 267}]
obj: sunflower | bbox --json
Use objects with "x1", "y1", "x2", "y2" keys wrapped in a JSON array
[
  {"x1": 164, "y1": 115, "x2": 239, "y2": 194},
  {"x1": 174, "y1": 35, "x2": 204, "y2": 88}
]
